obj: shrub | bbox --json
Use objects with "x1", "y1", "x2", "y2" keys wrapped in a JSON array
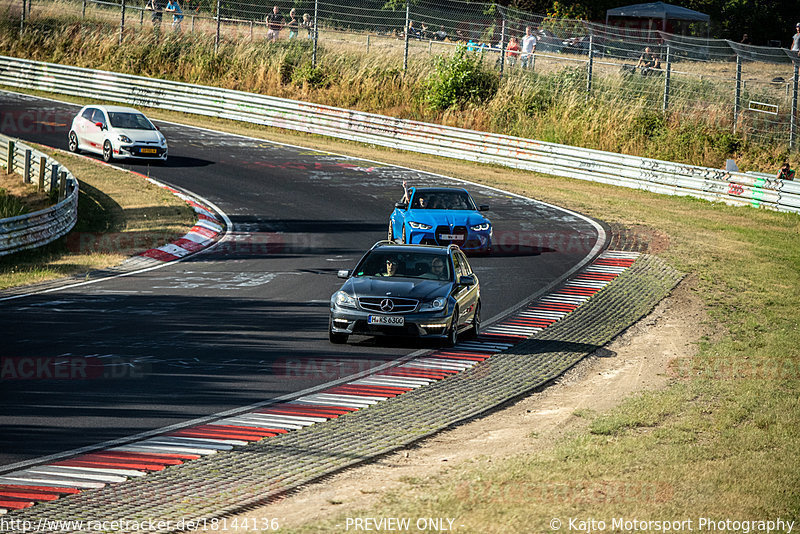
[{"x1": 423, "y1": 45, "x2": 499, "y2": 111}]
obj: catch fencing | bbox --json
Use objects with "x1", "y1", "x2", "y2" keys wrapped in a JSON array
[
  {"x1": 1, "y1": 55, "x2": 798, "y2": 214},
  {"x1": 6, "y1": 0, "x2": 800, "y2": 150},
  {"x1": 0, "y1": 131, "x2": 79, "y2": 256}
]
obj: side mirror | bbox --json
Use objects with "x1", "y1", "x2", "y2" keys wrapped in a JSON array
[
  {"x1": 95, "y1": 122, "x2": 104, "y2": 129},
  {"x1": 337, "y1": 269, "x2": 351, "y2": 279},
  {"x1": 394, "y1": 202, "x2": 408, "y2": 209},
  {"x1": 459, "y1": 274, "x2": 476, "y2": 286},
  {"x1": 479, "y1": 205, "x2": 490, "y2": 211}
]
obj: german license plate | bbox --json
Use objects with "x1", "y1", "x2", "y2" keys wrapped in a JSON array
[
  {"x1": 439, "y1": 234, "x2": 464, "y2": 240},
  {"x1": 368, "y1": 315, "x2": 404, "y2": 326},
  {"x1": 140, "y1": 148, "x2": 157, "y2": 154}
]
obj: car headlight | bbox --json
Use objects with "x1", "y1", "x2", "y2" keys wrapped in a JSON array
[
  {"x1": 408, "y1": 221, "x2": 432, "y2": 230},
  {"x1": 470, "y1": 222, "x2": 491, "y2": 231},
  {"x1": 159, "y1": 136, "x2": 167, "y2": 147},
  {"x1": 332, "y1": 291, "x2": 357, "y2": 308},
  {"x1": 118, "y1": 135, "x2": 132, "y2": 144},
  {"x1": 418, "y1": 297, "x2": 446, "y2": 312}
]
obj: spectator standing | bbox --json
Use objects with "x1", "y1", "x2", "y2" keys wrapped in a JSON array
[
  {"x1": 792, "y1": 23, "x2": 800, "y2": 53},
  {"x1": 301, "y1": 13, "x2": 313, "y2": 39},
  {"x1": 521, "y1": 26, "x2": 537, "y2": 69},
  {"x1": 777, "y1": 161, "x2": 795, "y2": 180},
  {"x1": 146, "y1": 0, "x2": 164, "y2": 30},
  {"x1": 287, "y1": 8, "x2": 299, "y2": 39},
  {"x1": 506, "y1": 36, "x2": 520, "y2": 68},
  {"x1": 266, "y1": 6, "x2": 285, "y2": 41},
  {"x1": 164, "y1": 0, "x2": 183, "y2": 31}
]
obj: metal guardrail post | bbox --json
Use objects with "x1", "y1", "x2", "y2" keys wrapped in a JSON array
[
  {"x1": 119, "y1": 0, "x2": 126, "y2": 45},
  {"x1": 20, "y1": 0, "x2": 26, "y2": 30},
  {"x1": 23, "y1": 149, "x2": 31, "y2": 183},
  {"x1": 81, "y1": 0, "x2": 86, "y2": 18},
  {"x1": 190, "y1": 15, "x2": 194, "y2": 33},
  {"x1": 249, "y1": 20, "x2": 253, "y2": 40},
  {"x1": 663, "y1": 45, "x2": 671, "y2": 112},
  {"x1": 403, "y1": 0, "x2": 410, "y2": 72},
  {"x1": 58, "y1": 170, "x2": 67, "y2": 200},
  {"x1": 791, "y1": 63, "x2": 798, "y2": 151},
  {"x1": 214, "y1": 0, "x2": 221, "y2": 54},
  {"x1": 6, "y1": 140, "x2": 13, "y2": 174},
  {"x1": 366, "y1": 34, "x2": 370, "y2": 54},
  {"x1": 734, "y1": 55, "x2": 742, "y2": 134},
  {"x1": 38, "y1": 155, "x2": 45, "y2": 191},
  {"x1": 49, "y1": 163, "x2": 59, "y2": 194},
  {"x1": 498, "y1": 14, "x2": 506, "y2": 77},
  {"x1": 586, "y1": 34, "x2": 593, "y2": 100},
  {"x1": 140, "y1": 6, "x2": 143, "y2": 26},
  {"x1": 312, "y1": 0, "x2": 318, "y2": 67}
]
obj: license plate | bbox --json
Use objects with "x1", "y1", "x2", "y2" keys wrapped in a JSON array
[
  {"x1": 368, "y1": 315, "x2": 404, "y2": 326},
  {"x1": 439, "y1": 234, "x2": 464, "y2": 240},
  {"x1": 140, "y1": 148, "x2": 157, "y2": 154}
]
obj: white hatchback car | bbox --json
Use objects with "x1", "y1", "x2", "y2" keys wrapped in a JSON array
[{"x1": 68, "y1": 105, "x2": 168, "y2": 163}]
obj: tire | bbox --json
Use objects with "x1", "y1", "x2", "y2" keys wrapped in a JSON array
[
  {"x1": 102, "y1": 140, "x2": 114, "y2": 163},
  {"x1": 469, "y1": 301, "x2": 481, "y2": 339},
  {"x1": 68, "y1": 131, "x2": 80, "y2": 153},
  {"x1": 388, "y1": 219, "x2": 394, "y2": 242},
  {"x1": 329, "y1": 320, "x2": 348, "y2": 344},
  {"x1": 401, "y1": 225, "x2": 406, "y2": 244},
  {"x1": 444, "y1": 306, "x2": 459, "y2": 347}
]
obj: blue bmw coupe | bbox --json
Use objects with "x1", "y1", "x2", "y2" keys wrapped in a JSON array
[{"x1": 388, "y1": 187, "x2": 492, "y2": 253}]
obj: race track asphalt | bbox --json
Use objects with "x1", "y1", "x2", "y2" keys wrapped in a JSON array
[{"x1": 0, "y1": 91, "x2": 603, "y2": 468}]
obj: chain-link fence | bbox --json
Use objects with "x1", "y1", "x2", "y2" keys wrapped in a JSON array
[{"x1": 7, "y1": 0, "x2": 800, "y2": 150}]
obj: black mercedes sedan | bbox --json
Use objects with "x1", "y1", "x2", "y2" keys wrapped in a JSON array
[{"x1": 329, "y1": 241, "x2": 481, "y2": 346}]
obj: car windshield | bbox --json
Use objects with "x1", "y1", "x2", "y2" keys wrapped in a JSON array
[
  {"x1": 354, "y1": 251, "x2": 452, "y2": 281},
  {"x1": 411, "y1": 191, "x2": 475, "y2": 210},
  {"x1": 108, "y1": 112, "x2": 156, "y2": 130}
]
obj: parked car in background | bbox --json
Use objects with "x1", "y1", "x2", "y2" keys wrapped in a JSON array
[{"x1": 68, "y1": 105, "x2": 168, "y2": 163}]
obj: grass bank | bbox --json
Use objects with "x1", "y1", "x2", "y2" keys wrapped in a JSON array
[
  {"x1": 0, "y1": 170, "x2": 51, "y2": 218},
  {"x1": 0, "y1": 150, "x2": 194, "y2": 289},
  {"x1": 0, "y1": 9, "x2": 794, "y2": 172}
]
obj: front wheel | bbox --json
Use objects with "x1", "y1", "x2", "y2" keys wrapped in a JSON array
[
  {"x1": 469, "y1": 302, "x2": 481, "y2": 339},
  {"x1": 329, "y1": 320, "x2": 348, "y2": 344},
  {"x1": 401, "y1": 225, "x2": 406, "y2": 244},
  {"x1": 444, "y1": 306, "x2": 459, "y2": 347},
  {"x1": 102, "y1": 140, "x2": 114, "y2": 163},
  {"x1": 388, "y1": 219, "x2": 394, "y2": 242},
  {"x1": 68, "y1": 131, "x2": 80, "y2": 153}
]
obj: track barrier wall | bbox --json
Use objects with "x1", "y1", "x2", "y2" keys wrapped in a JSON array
[{"x1": 0, "y1": 55, "x2": 798, "y2": 214}]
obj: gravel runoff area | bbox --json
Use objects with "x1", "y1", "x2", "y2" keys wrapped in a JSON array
[{"x1": 2, "y1": 251, "x2": 683, "y2": 533}]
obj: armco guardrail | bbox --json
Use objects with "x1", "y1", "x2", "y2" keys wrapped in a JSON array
[
  {"x1": 0, "y1": 131, "x2": 79, "y2": 256},
  {"x1": 0, "y1": 55, "x2": 797, "y2": 213}
]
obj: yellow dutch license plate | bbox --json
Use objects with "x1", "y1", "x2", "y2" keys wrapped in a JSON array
[{"x1": 140, "y1": 148, "x2": 157, "y2": 154}]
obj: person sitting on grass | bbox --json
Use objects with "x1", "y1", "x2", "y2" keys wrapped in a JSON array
[{"x1": 636, "y1": 47, "x2": 661, "y2": 74}]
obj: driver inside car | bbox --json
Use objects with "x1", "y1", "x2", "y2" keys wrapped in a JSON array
[
  {"x1": 377, "y1": 257, "x2": 399, "y2": 277},
  {"x1": 430, "y1": 257, "x2": 448, "y2": 280}
]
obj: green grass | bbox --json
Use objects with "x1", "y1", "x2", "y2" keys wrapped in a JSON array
[
  {"x1": 1, "y1": 8, "x2": 796, "y2": 172},
  {"x1": 0, "y1": 150, "x2": 194, "y2": 288},
  {"x1": 0, "y1": 187, "x2": 28, "y2": 218}
]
